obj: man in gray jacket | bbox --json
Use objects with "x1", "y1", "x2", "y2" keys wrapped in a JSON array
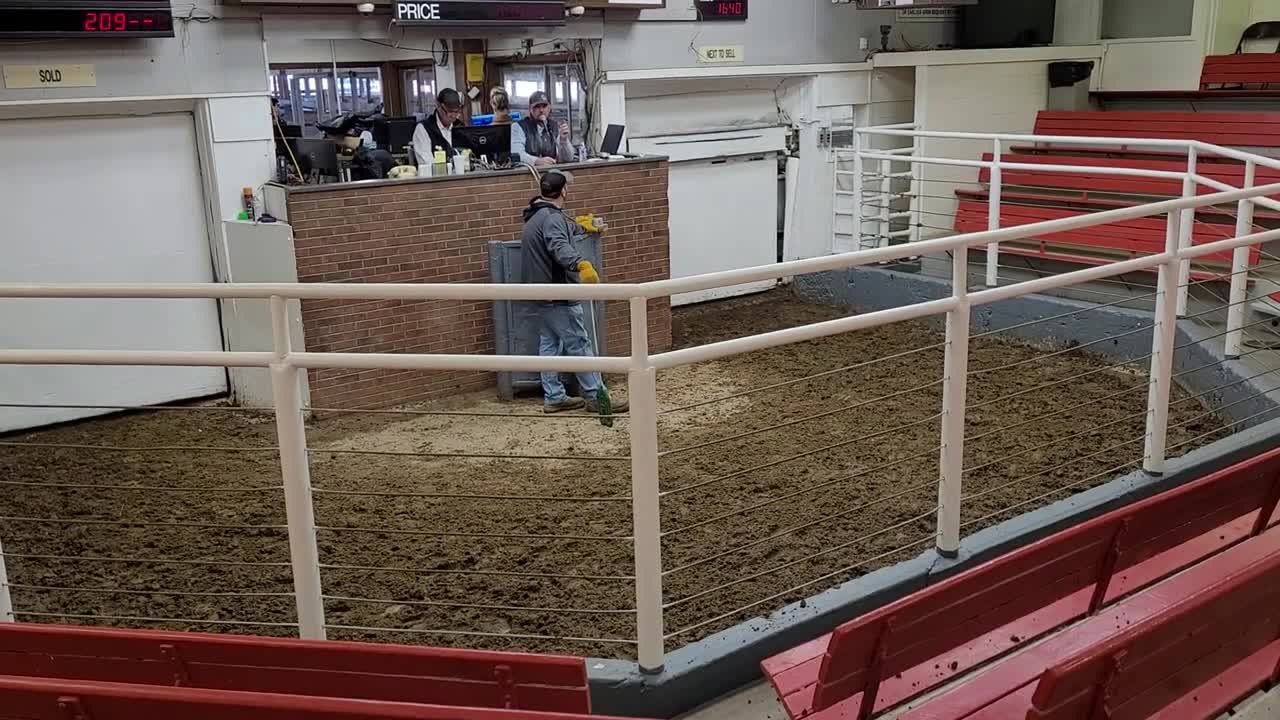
[{"x1": 521, "y1": 170, "x2": 628, "y2": 414}]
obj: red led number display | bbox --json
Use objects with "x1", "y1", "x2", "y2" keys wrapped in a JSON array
[
  {"x1": 82, "y1": 11, "x2": 162, "y2": 32},
  {"x1": 695, "y1": 0, "x2": 747, "y2": 20}
]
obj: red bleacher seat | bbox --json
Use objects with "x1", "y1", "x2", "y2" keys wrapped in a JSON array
[
  {"x1": 903, "y1": 523, "x2": 1280, "y2": 720},
  {"x1": 953, "y1": 198, "x2": 1256, "y2": 279},
  {"x1": 1201, "y1": 53, "x2": 1280, "y2": 90},
  {"x1": 1033, "y1": 111, "x2": 1280, "y2": 148},
  {"x1": 0, "y1": 624, "x2": 593, "y2": 714},
  {"x1": 0, "y1": 675, "x2": 642, "y2": 720},
  {"x1": 760, "y1": 448, "x2": 1280, "y2": 720},
  {"x1": 977, "y1": 152, "x2": 1280, "y2": 202}
]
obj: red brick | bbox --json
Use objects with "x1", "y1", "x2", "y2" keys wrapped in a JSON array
[{"x1": 288, "y1": 160, "x2": 671, "y2": 409}]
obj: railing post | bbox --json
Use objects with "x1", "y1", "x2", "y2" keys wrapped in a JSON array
[
  {"x1": 986, "y1": 138, "x2": 1002, "y2": 287},
  {"x1": 628, "y1": 297, "x2": 665, "y2": 673},
  {"x1": 0, "y1": 539, "x2": 13, "y2": 623},
  {"x1": 878, "y1": 157, "x2": 893, "y2": 249},
  {"x1": 909, "y1": 133, "x2": 922, "y2": 245},
  {"x1": 1176, "y1": 146, "x2": 1198, "y2": 317},
  {"x1": 1144, "y1": 212, "x2": 1182, "y2": 475},
  {"x1": 852, "y1": 131, "x2": 864, "y2": 253},
  {"x1": 1226, "y1": 160, "x2": 1257, "y2": 359},
  {"x1": 269, "y1": 295, "x2": 327, "y2": 640},
  {"x1": 937, "y1": 252, "x2": 970, "y2": 557}
]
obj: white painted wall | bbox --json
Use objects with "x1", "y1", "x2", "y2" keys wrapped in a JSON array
[
  {"x1": 1211, "y1": 0, "x2": 1255, "y2": 54},
  {"x1": 912, "y1": 58, "x2": 1097, "y2": 231},
  {"x1": 603, "y1": 3, "x2": 953, "y2": 72}
]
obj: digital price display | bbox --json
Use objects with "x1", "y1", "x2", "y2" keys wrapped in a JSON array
[
  {"x1": 394, "y1": 1, "x2": 564, "y2": 26},
  {"x1": 0, "y1": 2, "x2": 174, "y2": 38},
  {"x1": 696, "y1": 1, "x2": 748, "y2": 20}
]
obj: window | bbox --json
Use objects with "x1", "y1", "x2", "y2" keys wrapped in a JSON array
[
  {"x1": 1102, "y1": 0, "x2": 1194, "y2": 39},
  {"x1": 269, "y1": 66, "x2": 384, "y2": 138},
  {"x1": 400, "y1": 65, "x2": 437, "y2": 117},
  {"x1": 499, "y1": 63, "x2": 587, "y2": 142}
]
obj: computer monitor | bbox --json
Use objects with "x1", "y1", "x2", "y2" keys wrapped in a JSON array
[
  {"x1": 601, "y1": 124, "x2": 626, "y2": 156},
  {"x1": 387, "y1": 117, "x2": 418, "y2": 154},
  {"x1": 294, "y1": 139, "x2": 340, "y2": 179},
  {"x1": 455, "y1": 124, "x2": 512, "y2": 164}
]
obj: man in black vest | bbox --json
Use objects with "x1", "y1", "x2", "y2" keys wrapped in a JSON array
[
  {"x1": 512, "y1": 90, "x2": 574, "y2": 168},
  {"x1": 412, "y1": 88, "x2": 467, "y2": 165}
]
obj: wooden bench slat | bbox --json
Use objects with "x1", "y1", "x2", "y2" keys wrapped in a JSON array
[
  {"x1": 0, "y1": 624, "x2": 592, "y2": 714},
  {"x1": 0, "y1": 675, "x2": 636, "y2": 720},
  {"x1": 1029, "y1": 542, "x2": 1280, "y2": 720},
  {"x1": 1202, "y1": 54, "x2": 1280, "y2": 90}
]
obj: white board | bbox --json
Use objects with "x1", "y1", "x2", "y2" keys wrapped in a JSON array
[{"x1": 0, "y1": 113, "x2": 227, "y2": 431}]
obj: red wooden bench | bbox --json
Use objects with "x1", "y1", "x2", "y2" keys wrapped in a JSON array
[
  {"x1": 1201, "y1": 53, "x2": 1280, "y2": 90},
  {"x1": 953, "y1": 197, "x2": 1258, "y2": 279},
  {"x1": 1092, "y1": 54, "x2": 1280, "y2": 103},
  {"x1": 902, "y1": 523, "x2": 1280, "y2": 720},
  {"x1": 0, "y1": 675, "x2": 643, "y2": 720},
  {"x1": 1033, "y1": 111, "x2": 1280, "y2": 148},
  {"x1": 760, "y1": 447, "x2": 1280, "y2": 720},
  {"x1": 0, "y1": 623, "x2": 593, "y2": 714},
  {"x1": 976, "y1": 152, "x2": 1280, "y2": 202}
]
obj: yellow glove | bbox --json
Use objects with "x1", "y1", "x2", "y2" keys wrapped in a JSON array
[
  {"x1": 577, "y1": 261, "x2": 600, "y2": 284},
  {"x1": 576, "y1": 214, "x2": 607, "y2": 234}
]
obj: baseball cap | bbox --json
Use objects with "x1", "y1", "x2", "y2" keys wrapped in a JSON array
[
  {"x1": 540, "y1": 169, "x2": 575, "y2": 198},
  {"x1": 436, "y1": 88, "x2": 464, "y2": 110},
  {"x1": 529, "y1": 90, "x2": 551, "y2": 108}
]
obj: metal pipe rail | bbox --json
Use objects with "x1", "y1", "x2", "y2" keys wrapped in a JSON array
[{"x1": 4, "y1": 132, "x2": 1280, "y2": 672}]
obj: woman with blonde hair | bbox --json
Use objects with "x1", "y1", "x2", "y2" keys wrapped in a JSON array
[{"x1": 490, "y1": 86, "x2": 513, "y2": 124}]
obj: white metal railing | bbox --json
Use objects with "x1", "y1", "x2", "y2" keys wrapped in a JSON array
[{"x1": 3, "y1": 134, "x2": 1280, "y2": 670}]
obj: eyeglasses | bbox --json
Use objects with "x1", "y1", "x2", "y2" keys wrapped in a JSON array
[{"x1": 440, "y1": 106, "x2": 464, "y2": 116}]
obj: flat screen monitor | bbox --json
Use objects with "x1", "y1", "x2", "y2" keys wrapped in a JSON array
[
  {"x1": 294, "y1": 139, "x2": 339, "y2": 178},
  {"x1": 958, "y1": 0, "x2": 1056, "y2": 49},
  {"x1": 455, "y1": 124, "x2": 512, "y2": 164},
  {"x1": 387, "y1": 117, "x2": 419, "y2": 154}
]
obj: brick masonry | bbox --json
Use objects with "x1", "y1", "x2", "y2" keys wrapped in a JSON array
[{"x1": 286, "y1": 159, "x2": 672, "y2": 409}]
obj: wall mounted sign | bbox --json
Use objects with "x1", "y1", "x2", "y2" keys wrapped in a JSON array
[
  {"x1": 697, "y1": 45, "x2": 745, "y2": 63},
  {"x1": 695, "y1": 1, "x2": 747, "y2": 21},
  {"x1": 0, "y1": 1, "x2": 174, "y2": 39},
  {"x1": 3, "y1": 64, "x2": 98, "y2": 89},
  {"x1": 897, "y1": 7, "x2": 960, "y2": 22},
  {"x1": 393, "y1": 1, "x2": 564, "y2": 26}
]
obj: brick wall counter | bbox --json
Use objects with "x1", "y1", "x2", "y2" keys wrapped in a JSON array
[{"x1": 284, "y1": 158, "x2": 671, "y2": 409}]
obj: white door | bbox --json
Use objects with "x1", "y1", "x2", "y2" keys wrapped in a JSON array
[
  {"x1": 666, "y1": 154, "x2": 779, "y2": 306},
  {"x1": 0, "y1": 113, "x2": 227, "y2": 432}
]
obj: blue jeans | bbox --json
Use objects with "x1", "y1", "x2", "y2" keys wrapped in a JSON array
[{"x1": 537, "y1": 302, "x2": 602, "y2": 405}]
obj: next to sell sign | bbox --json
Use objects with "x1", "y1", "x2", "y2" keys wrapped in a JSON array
[{"x1": 698, "y1": 45, "x2": 745, "y2": 63}]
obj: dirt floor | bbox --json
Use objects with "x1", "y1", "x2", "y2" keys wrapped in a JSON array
[{"x1": 0, "y1": 290, "x2": 1225, "y2": 660}]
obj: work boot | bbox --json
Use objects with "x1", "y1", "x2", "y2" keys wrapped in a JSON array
[
  {"x1": 586, "y1": 397, "x2": 629, "y2": 414},
  {"x1": 544, "y1": 398, "x2": 586, "y2": 414}
]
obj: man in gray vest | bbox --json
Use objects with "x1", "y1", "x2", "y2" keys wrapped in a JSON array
[{"x1": 512, "y1": 91, "x2": 575, "y2": 168}]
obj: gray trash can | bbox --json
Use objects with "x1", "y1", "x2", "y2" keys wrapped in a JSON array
[
  {"x1": 489, "y1": 236, "x2": 606, "y2": 401},
  {"x1": 1048, "y1": 61, "x2": 1096, "y2": 112}
]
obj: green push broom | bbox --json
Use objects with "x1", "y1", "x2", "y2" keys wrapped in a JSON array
[{"x1": 586, "y1": 299, "x2": 614, "y2": 428}]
